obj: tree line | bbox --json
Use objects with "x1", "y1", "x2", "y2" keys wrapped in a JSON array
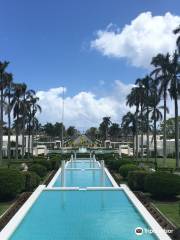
[
  {"x1": 122, "y1": 25, "x2": 180, "y2": 168},
  {"x1": 0, "y1": 62, "x2": 41, "y2": 162},
  {"x1": 39, "y1": 122, "x2": 79, "y2": 140}
]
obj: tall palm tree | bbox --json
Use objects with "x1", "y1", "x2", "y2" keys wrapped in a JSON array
[
  {"x1": 151, "y1": 53, "x2": 171, "y2": 165},
  {"x1": 0, "y1": 61, "x2": 9, "y2": 162},
  {"x1": 30, "y1": 95, "x2": 41, "y2": 156},
  {"x1": 127, "y1": 82, "x2": 146, "y2": 160},
  {"x1": 4, "y1": 73, "x2": 13, "y2": 163},
  {"x1": 99, "y1": 117, "x2": 111, "y2": 142},
  {"x1": 12, "y1": 83, "x2": 26, "y2": 160},
  {"x1": 140, "y1": 75, "x2": 152, "y2": 161},
  {"x1": 21, "y1": 88, "x2": 35, "y2": 159},
  {"x1": 135, "y1": 78, "x2": 147, "y2": 160},
  {"x1": 109, "y1": 123, "x2": 120, "y2": 141},
  {"x1": 121, "y1": 111, "x2": 136, "y2": 160},
  {"x1": 148, "y1": 78, "x2": 168, "y2": 169},
  {"x1": 168, "y1": 51, "x2": 180, "y2": 168}
]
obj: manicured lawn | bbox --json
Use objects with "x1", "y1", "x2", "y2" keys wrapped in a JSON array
[
  {"x1": 157, "y1": 158, "x2": 176, "y2": 168},
  {"x1": 154, "y1": 201, "x2": 180, "y2": 227},
  {"x1": 136, "y1": 157, "x2": 176, "y2": 168},
  {"x1": 0, "y1": 202, "x2": 12, "y2": 216}
]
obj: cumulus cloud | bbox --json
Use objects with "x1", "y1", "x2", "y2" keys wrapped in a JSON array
[
  {"x1": 36, "y1": 81, "x2": 133, "y2": 129},
  {"x1": 91, "y1": 12, "x2": 180, "y2": 68}
]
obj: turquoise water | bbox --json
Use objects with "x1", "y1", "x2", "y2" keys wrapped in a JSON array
[
  {"x1": 66, "y1": 160, "x2": 99, "y2": 169},
  {"x1": 53, "y1": 160, "x2": 111, "y2": 187},
  {"x1": 10, "y1": 190, "x2": 157, "y2": 240},
  {"x1": 53, "y1": 169, "x2": 112, "y2": 187}
]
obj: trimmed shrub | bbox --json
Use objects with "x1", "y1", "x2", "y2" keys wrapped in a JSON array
[
  {"x1": 50, "y1": 159, "x2": 60, "y2": 170},
  {"x1": 145, "y1": 172, "x2": 180, "y2": 198},
  {"x1": 128, "y1": 170, "x2": 149, "y2": 191},
  {"x1": 29, "y1": 164, "x2": 47, "y2": 178},
  {"x1": 34, "y1": 160, "x2": 52, "y2": 171},
  {"x1": 23, "y1": 171, "x2": 41, "y2": 191},
  {"x1": 106, "y1": 159, "x2": 133, "y2": 172},
  {"x1": 119, "y1": 164, "x2": 139, "y2": 178},
  {"x1": 0, "y1": 169, "x2": 25, "y2": 200}
]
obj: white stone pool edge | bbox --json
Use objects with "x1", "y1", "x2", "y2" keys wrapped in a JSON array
[
  {"x1": 0, "y1": 185, "x2": 46, "y2": 240},
  {"x1": 121, "y1": 184, "x2": 171, "y2": 240}
]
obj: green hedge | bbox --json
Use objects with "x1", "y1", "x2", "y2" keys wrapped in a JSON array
[
  {"x1": 105, "y1": 159, "x2": 133, "y2": 172},
  {"x1": 0, "y1": 169, "x2": 25, "y2": 200},
  {"x1": 29, "y1": 164, "x2": 47, "y2": 178},
  {"x1": 145, "y1": 172, "x2": 180, "y2": 198},
  {"x1": 34, "y1": 160, "x2": 52, "y2": 171},
  {"x1": 128, "y1": 171, "x2": 149, "y2": 191},
  {"x1": 119, "y1": 164, "x2": 139, "y2": 178},
  {"x1": 49, "y1": 159, "x2": 60, "y2": 170},
  {"x1": 23, "y1": 171, "x2": 41, "y2": 191}
]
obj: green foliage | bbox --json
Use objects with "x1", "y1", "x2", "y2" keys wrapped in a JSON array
[
  {"x1": 34, "y1": 159, "x2": 52, "y2": 171},
  {"x1": 0, "y1": 169, "x2": 25, "y2": 201},
  {"x1": 29, "y1": 164, "x2": 47, "y2": 178},
  {"x1": 160, "y1": 117, "x2": 180, "y2": 139},
  {"x1": 128, "y1": 170, "x2": 149, "y2": 191},
  {"x1": 50, "y1": 159, "x2": 60, "y2": 170},
  {"x1": 145, "y1": 172, "x2": 180, "y2": 198},
  {"x1": 23, "y1": 171, "x2": 41, "y2": 191},
  {"x1": 119, "y1": 164, "x2": 139, "y2": 178},
  {"x1": 105, "y1": 159, "x2": 133, "y2": 172}
]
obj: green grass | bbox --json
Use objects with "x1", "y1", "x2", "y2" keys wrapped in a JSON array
[
  {"x1": 135, "y1": 157, "x2": 176, "y2": 169},
  {"x1": 154, "y1": 201, "x2": 180, "y2": 227},
  {"x1": 0, "y1": 202, "x2": 12, "y2": 216},
  {"x1": 157, "y1": 158, "x2": 176, "y2": 168}
]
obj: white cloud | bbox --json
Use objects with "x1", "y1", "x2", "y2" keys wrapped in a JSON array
[
  {"x1": 36, "y1": 81, "x2": 176, "y2": 130},
  {"x1": 36, "y1": 81, "x2": 133, "y2": 129},
  {"x1": 91, "y1": 12, "x2": 180, "y2": 68}
]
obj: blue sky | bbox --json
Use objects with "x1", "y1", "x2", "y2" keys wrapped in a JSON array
[{"x1": 1, "y1": 0, "x2": 180, "y2": 128}]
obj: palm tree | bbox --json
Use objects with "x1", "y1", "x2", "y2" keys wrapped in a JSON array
[
  {"x1": 151, "y1": 53, "x2": 171, "y2": 165},
  {"x1": 121, "y1": 112, "x2": 136, "y2": 160},
  {"x1": 21, "y1": 89, "x2": 35, "y2": 159},
  {"x1": 4, "y1": 73, "x2": 13, "y2": 163},
  {"x1": 168, "y1": 51, "x2": 180, "y2": 168},
  {"x1": 127, "y1": 82, "x2": 146, "y2": 160},
  {"x1": 30, "y1": 95, "x2": 41, "y2": 156},
  {"x1": 148, "y1": 78, "x2": 168, "y2": 169},
  {"x1": 109, "y1": 123, "x2": 120, "y2": 141},
  {"x1": 135, "y1": 78, "x2": 147, "y2": 160},
  {"x1": 12, "y1": 83, "x2": 26, "y2": 160},
  {"x1": 99, "y1": 117, "x2": 111, "y2": 142},
  {"x1": 0, "y1": 61, "x2": 9, "y2": 162},
  {"x1": 140, "y1": 75, "x2": 152, "y2": 161}
]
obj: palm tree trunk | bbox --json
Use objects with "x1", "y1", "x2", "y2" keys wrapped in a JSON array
[
  {"x1": 31, "y1": 118, "x2": 34, "y2": 158},
  {"x1": 174, "y1": 93, "x2": 179, "y2": 168},
  {"x1": 154, "y1": 114, "x2": 157, "y2": 170},
  {"x1": 146, "y1": 105, "x2": 150, "y2": 161},
  {"x1": 7, "y1": 92, "x2": 11, "y2": 165},
  {"x1": 28, "y1": 121, "x2": 31, "y2": 160},
  {"x1": 22, "y1": 116, "x2": 25, "y2": 160},
  {"x1": 135, "y1": 112, "x2": 138, "y2": 160},
  {"x1": 0, "y1": 87, "x2": 3, "y2": 162},
  {"x1": 15, "y1": 116, "x2": 19, "y2": 161},
  {"x1": 133, "y1": 133, "x2": 135, "y2": 161},
  {"x1": 163, "y1": 90, "x2": 167, "y2": 166},
  {"x1": 140, "y1": 104, "x2": 143, "y2": 160}
]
